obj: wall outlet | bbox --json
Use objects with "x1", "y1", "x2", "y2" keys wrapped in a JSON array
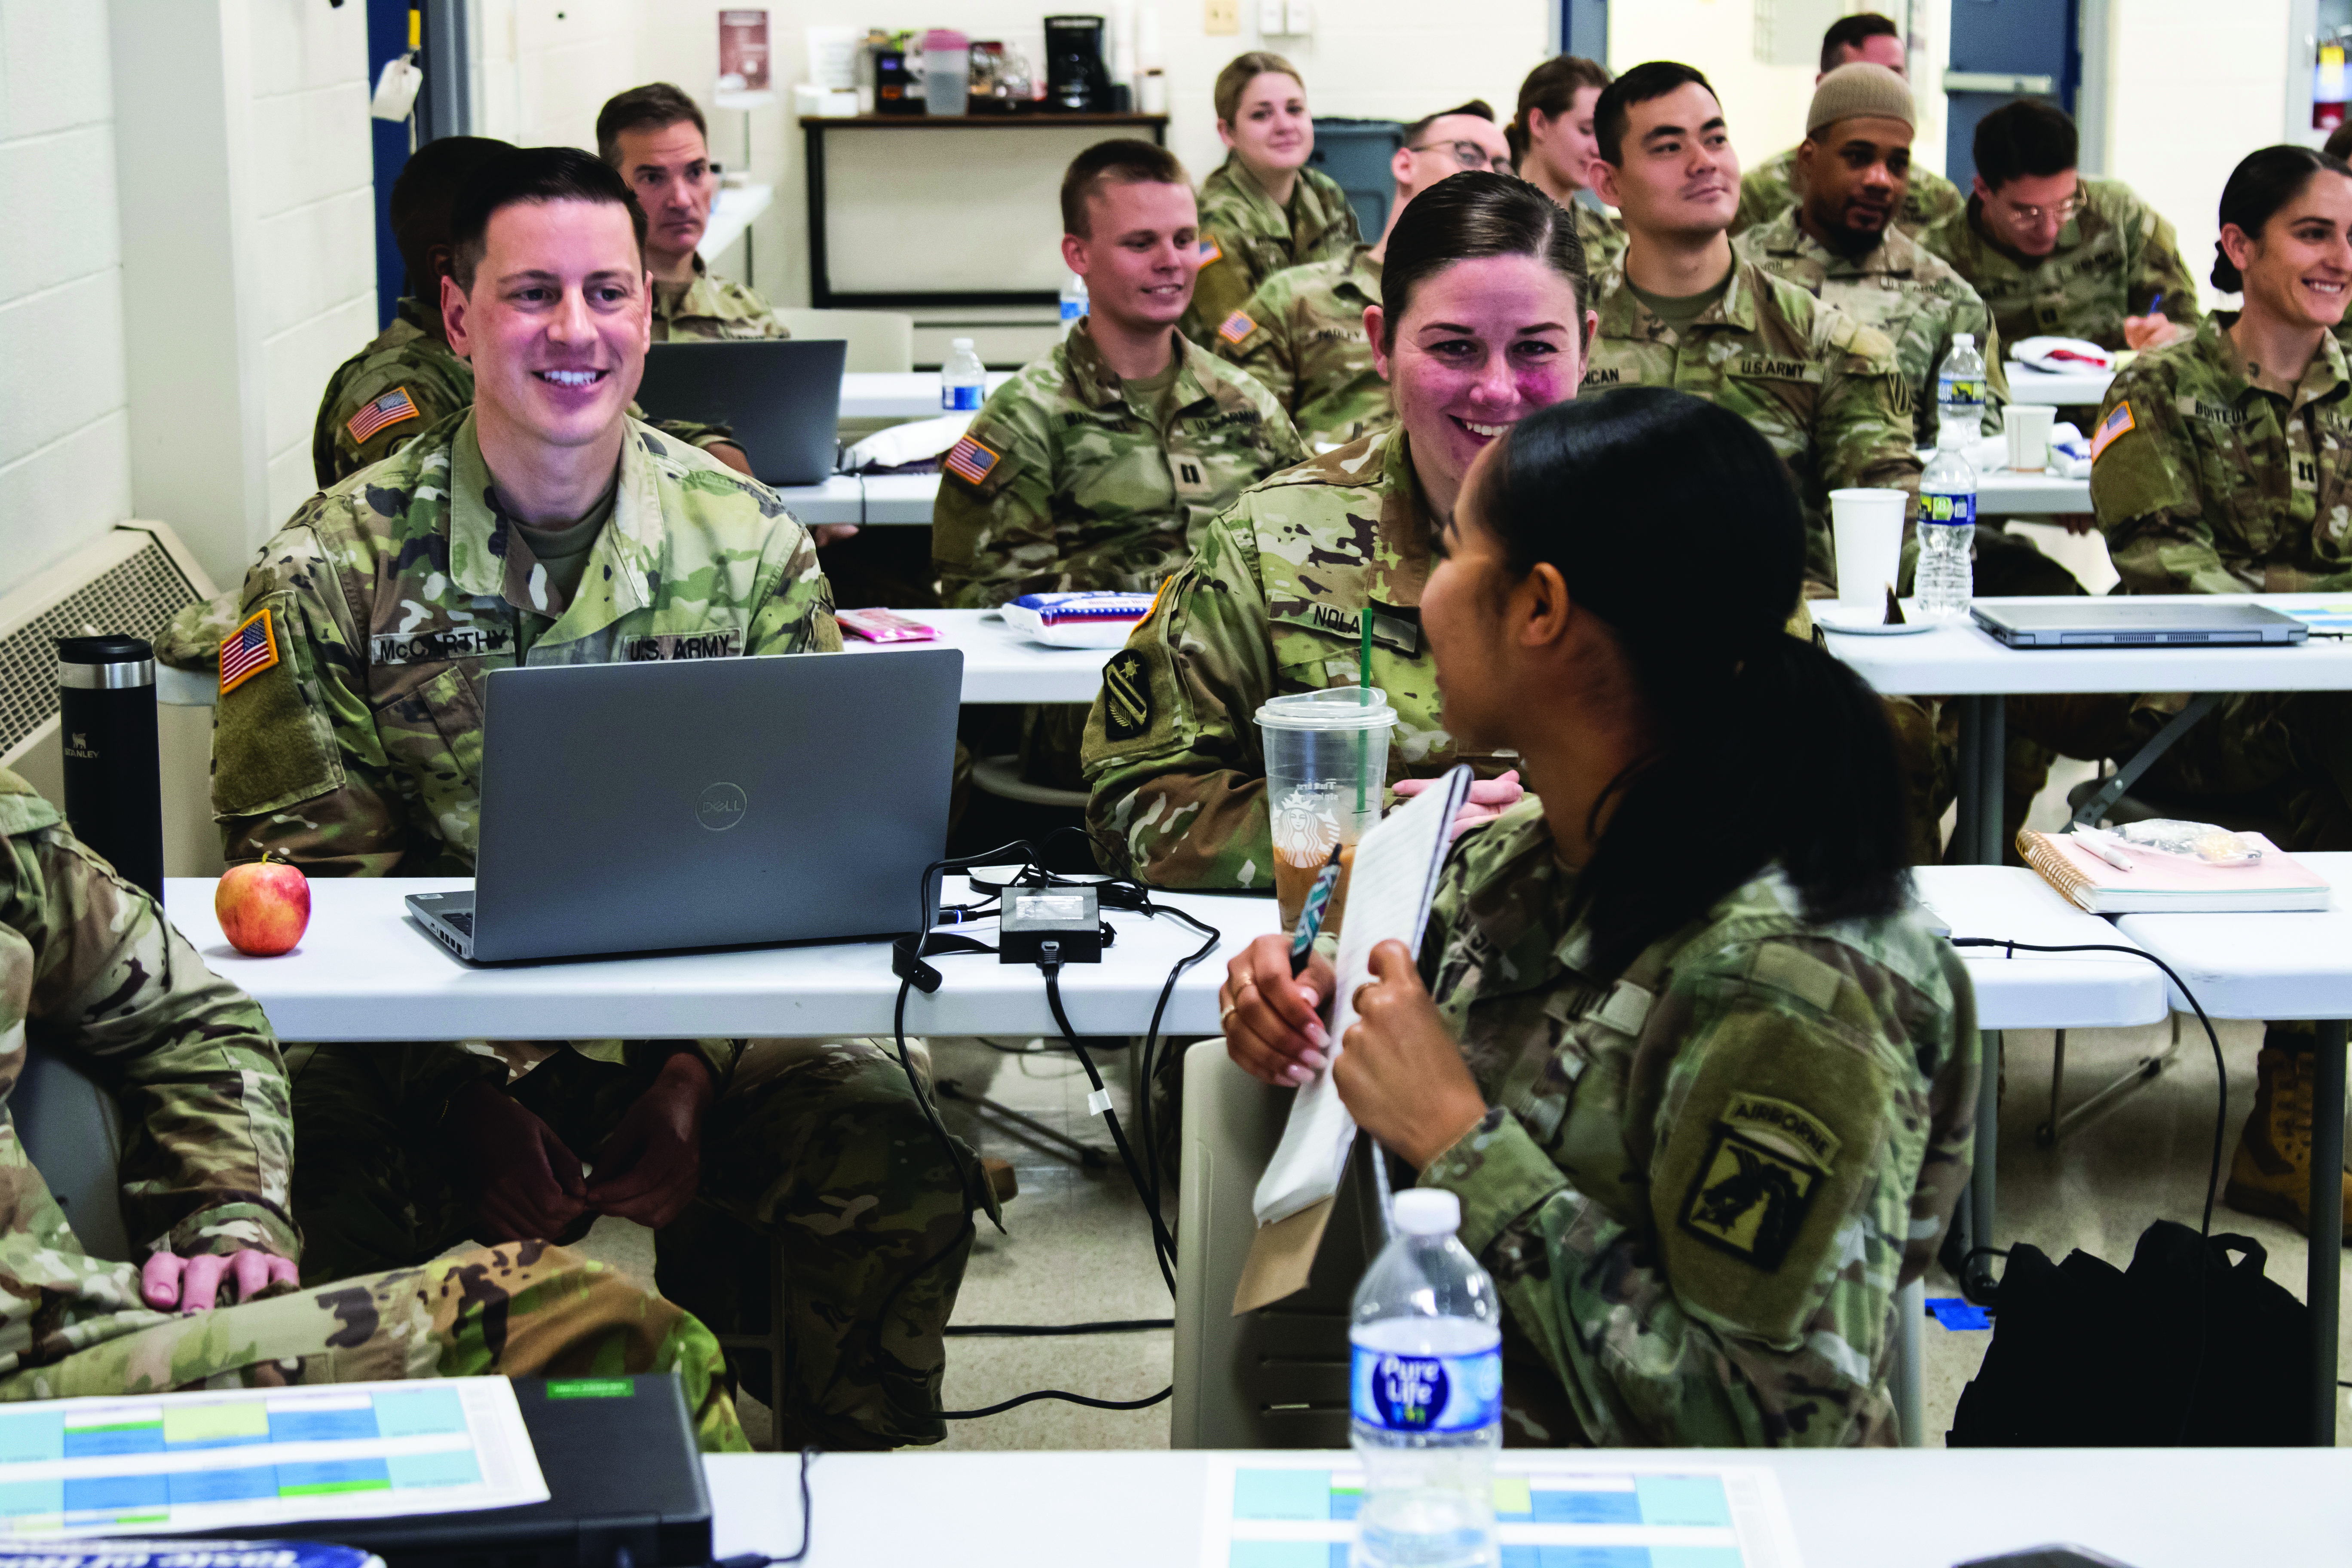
[
  {"x1": 1257, "y1": 0, "x2": 1286, "y2": 33},
  {"x1": 1285, "y1": 0, "x2": 1313, "y2": 33},
  {"x1": 1204, "y1": 0, "x2": 1240, "y2": 34}
]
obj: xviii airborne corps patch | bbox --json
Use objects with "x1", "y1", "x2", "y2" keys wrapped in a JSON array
[
  {"x1": 1102, "y1": 649, "x2": 1152, "y2": 740},
  {"x1": 1676, "y1": 1093, "x2": 1839, "y2": 1270}
]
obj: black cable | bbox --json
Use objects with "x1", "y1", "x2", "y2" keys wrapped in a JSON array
[
  {"x1": 946, "y1": 1318, "x2": 1173, "y2": 1336},
  {"x1": 1948, "y1": 935, "x2": 2228, "y2": 1444},
  {"x1": 1043, "y1": 960, "x2": 1180, "y2": 1292},
  {"x1": 942, "y1": 1384, "x2": 1173, "y2": 1419},
  {"x1": 711, "y1": 1448, "x2": 817, "y2": 1567}
]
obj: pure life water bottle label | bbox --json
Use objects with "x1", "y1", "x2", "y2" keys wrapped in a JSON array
[
  {"x1": 1352, "y1": 1347, "x2": 1503, "y2": 1433},
  {"x1": 1921, "y1": 489, "x2": 1978, "y2": 526}
]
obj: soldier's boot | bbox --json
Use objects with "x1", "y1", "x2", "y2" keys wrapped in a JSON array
[{"x1": 2223, "y1": 1042, "x2": 2352, "y2": 1239}]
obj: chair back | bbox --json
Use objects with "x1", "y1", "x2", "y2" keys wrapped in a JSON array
[{"x1": 14, "y1": 1043, "x2": 130, "y2": 1262}]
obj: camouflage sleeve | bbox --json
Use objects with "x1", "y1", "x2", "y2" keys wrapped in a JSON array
[
  {"x1": 651, "y1": 417, "x2": 739, "y2": 451},
  {"x1": 1186, "y1": 224, "x2": 1262, "y2": 346},
  {"x1": 210, "y1": 512, "x2": 411, "y2": 875},
  {"x1": 1420, "y1": 935, "x2": 1975, "y2": 1448},
  {"x1": 1081, "y1": 508, "x2": 1279, "y2": 888},
  {"x1": 2089, "y1": 371, "x2": 2246, "y2": 594},
  {"x1": 9, "y1": 818, "x2": 298, "y2": 1262},
  {"x1": 1976, "y1": 305, "x2": 2011, "y2": 428},
  {"x1": 744, "y1": 509, "x2": 844, "y2": 655},
  {"x1": 313, "y1": 362, "x2": 466, "y2": 491},
  {"x1": 1728, "y1": 166, "x2": 1785, "y2": 239},
  {"x1": 1218, "y1": 293, "x2": 1294, "y2": 413},
  {"x1": 931, "y1": 405, "x2": 1057, "y2": 609},
  {"x1": 1816, "y1": 317, "x2": 1924, "y2": 511}
]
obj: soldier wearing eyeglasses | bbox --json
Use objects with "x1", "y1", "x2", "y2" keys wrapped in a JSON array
[
  {"x1": 1929, "y1": 99, "x2": 2197, "y2": 361},
  {"x1": 1212, "y1": 104, "x2": 1514, "y2": 452}
]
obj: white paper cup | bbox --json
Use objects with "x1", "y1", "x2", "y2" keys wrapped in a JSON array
[
  {"x1": 1829, "y1": 488, "x2": 1907, "y2": 606},
  {"x1": 2004, "y1": 403, "x2": 2055, "y2": 473}
]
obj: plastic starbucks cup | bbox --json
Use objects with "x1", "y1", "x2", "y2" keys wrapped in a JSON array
[{"x1": 1256, "y1": 686, "x2": 1398, "y2": 934}]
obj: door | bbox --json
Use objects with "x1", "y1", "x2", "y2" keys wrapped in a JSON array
[{"x1": 1945, "y1": 0, "x2": 2081, "y2": 192}]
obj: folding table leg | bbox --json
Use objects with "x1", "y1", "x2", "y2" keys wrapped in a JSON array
[
  {"x1": 1966, "y1": 1029, "x2": 2002, "y2": 1299},
  {"x1": 2312, "y1": 1020, "x2": 2347, "y2": 1446},
  {"x1": 1949, "y1": 695, "x2": 2008, "y2": 865}
]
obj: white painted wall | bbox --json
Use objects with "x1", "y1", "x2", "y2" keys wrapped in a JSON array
[
  {"x1": 2100, "y1": 0, "x2": 2294, "y2": 318},
  {"x1": 0, "y1": 2, "x2": 132, "y2": 582},
  {"x1": 247, "y1": 0, "x2": 378, "y2": 533}
]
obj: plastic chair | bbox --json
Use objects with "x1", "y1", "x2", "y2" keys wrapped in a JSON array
[
  {"x1": 1893, "y1": 1276, "x2": 1925, "y2": 1447},
  {"x1": 14, "y1": 1043, "x2": 130, "y2": 1263},
  {"x1": 772, "y1": 309, "x2": 916, "y2": 374},
  {"x1": 1172, "y1": 1039, "x2": 1384, "y2": 1448}
]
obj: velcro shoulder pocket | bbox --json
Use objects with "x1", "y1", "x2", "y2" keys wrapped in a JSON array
[{"x1": 211, "y1": 589, "x2": 345, "y2": 820}]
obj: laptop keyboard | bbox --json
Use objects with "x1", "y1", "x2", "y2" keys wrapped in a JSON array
[{"x1": 440, "y1": 910, "x2": 474, "y2": 935}]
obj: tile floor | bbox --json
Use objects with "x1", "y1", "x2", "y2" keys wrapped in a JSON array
[{"x1": 582, "y1": 523, "x2": 2352, "y2": 1449}]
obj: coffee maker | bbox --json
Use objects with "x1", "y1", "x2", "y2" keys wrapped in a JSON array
[{"x1": 1043, "y1": 15, "x2": 1112, "y2": 112}]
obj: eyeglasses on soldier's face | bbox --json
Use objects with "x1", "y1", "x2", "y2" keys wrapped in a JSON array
[
  {"x1": 1409, "y1": 140, "x2": 1510, "y2": 173},
  {"x1": 1997, "y1": 189, "x2": 2080, "y2": 227}
]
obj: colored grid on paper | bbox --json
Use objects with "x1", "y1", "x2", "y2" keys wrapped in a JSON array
[
  {"x1": 371, "y1": 1387, "x2": 468, "y2": 1438},
  {"x1": 269, "y1": 1404, "x2": 380, "y2": 1444},
  {"x1": 0, "y1": 1412, "x2": 63, "y2": 1465},
  {"x1": 63, "y1": 1420, "x2": 162, "y2": 1458},
  {"x1": 162, "y1": 1403, "x2": 271, "y2": 1449},
  {"x1": 278, "y1": 1458, "x2": 392, "y2": 1497}
]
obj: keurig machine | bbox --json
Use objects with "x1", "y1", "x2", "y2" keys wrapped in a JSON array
[{"x1": 1043, "y1": 15, "x2": 1112, "y2": 113}]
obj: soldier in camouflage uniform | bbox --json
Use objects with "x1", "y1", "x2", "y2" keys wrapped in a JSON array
[
  {"x1": 1727, "y1": 12, "x2": 1962, "y2": 248},
  {"x1": 2086, "y1": 143, "x2": 2352, "y2": 1231},
  {"x1": 312, "y1": 135, "x2": 739, "y2": 492},
  {"x1": 937, "y1": 140, "x2": 1304, "y2": 787},
  {"x1": 1508, "y1": 56, "x2": 1627, "y2": 275},
  {"x1": 1586, "y1": 67, "x2": 1921, "y2": 588},
  {"x1": 1928, "y1": 100, "x2": 2198, "y2": 363},
  {"x1": 1218, "y1": 389, "x2": 1976, "y2": 1447},
  {"x1": 597, "y1": 84, "x2": 792, "y2": 344},
  {"x1": 1213, "y1": 112, "x2": 1514, "y2": 452},
  {"x1": 0, "y1": 767, "x2": 746, "y2": 1449},
  {"x1": 1409, "y1": 807, "x2": 1973, "y2": 1446},
  {"x1": 1180, "y1": 54, "x2": 1362, "y2": 347},
  {"x1": 200, "y1": 150, "x2": 980, "y2": 1451}
]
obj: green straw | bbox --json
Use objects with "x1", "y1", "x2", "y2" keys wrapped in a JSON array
[{"x1": 1358, "y1": 609, "x2": 1373, "y2": 813}]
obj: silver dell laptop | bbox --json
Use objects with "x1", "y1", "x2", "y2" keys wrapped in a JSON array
[
  {"x1": 634, "y1": 338, "x2": 848, "y2": 486},
  {"x1": 1970, "y1": 599, "x2": 2309, "y2": 648},
  {"x1": 406, "y1": 649, "x2": 960, "y2": 962}
]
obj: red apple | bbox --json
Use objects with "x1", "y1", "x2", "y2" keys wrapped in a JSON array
[{"x1": 217, "y1": 852, "x2": 310, "y2": 956}]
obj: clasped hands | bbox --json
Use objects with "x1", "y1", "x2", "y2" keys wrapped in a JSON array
[
  {"x1": 1220, "y1": 932, "x2": 1488, "y2": 1171},
  {"x1": 453, "y1": 1049, "x2": 716, "y2": 1245}
]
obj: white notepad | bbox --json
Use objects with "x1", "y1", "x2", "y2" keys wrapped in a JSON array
[{"x1": 1251, "y1": 765, "x2": 1472, "y2": 1227}]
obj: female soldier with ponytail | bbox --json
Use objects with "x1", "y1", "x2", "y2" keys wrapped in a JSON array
[
  {"x1": 2088, "y1": 143, "x2": 2352, "y2": 1233},
  {"x1": 1220, "y1": 389, "x2": 1978, "y2": 1448}
]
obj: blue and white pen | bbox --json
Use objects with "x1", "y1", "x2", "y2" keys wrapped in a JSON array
[{"x1": 1289, "y1": 845, "x2": 1344, "y2": 976}]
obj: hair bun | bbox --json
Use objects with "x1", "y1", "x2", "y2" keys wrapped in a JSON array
[{"x1": 2210, "y1": 237, "x2": 2242, "y2": 294}]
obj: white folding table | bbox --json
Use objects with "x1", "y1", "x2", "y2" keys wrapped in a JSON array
[
  {"x1": 1974, "y1": 468, "x2": 2089, "y2": 515},
  {"x1": 704, "y1": 1446, "x2": 2352, "y2": 1568},
  {"x1": 160, "y1": 877, "x2": 1278, "y2": 1044},
  {"x1": 2112, "y1": 850, "x2": 2352, "y2": 1445},
  {"x1": 842, "y1": 609, "x2": 1116, "y2": 704},
  {"x1": 769, "y1": 475, "x2": 864, "y2": 526},
  {"x1": 1914, "y1": 865, "x2": 2171, "y2": 1306},
  {"x1": 857, "y1": 472, "x2": 941, "y2": 525},
  {"x1": 1825, "y1": 593, "x2": 2352, "y2": 864}
]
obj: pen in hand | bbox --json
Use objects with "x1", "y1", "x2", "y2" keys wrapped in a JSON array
[{"x1": 1289, "y1": 844, "x2": 1344, "y2": 977}]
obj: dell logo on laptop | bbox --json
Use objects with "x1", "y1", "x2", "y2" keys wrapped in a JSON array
[{"x1": 696, "y1": 781, "x2": 748, "y2": 831}]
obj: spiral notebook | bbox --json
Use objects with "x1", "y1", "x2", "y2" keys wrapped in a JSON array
[
  {"x1": 1234, "y1": 766, "x2": 1471, "y2": 1315},
  {"x1": 2018, "y1": 829, "x2": 2331, "y2": 914}
]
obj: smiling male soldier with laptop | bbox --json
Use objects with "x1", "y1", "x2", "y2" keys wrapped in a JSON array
[{"x1": 205, "y1": 146, "x2": 987, "y2": 1452}]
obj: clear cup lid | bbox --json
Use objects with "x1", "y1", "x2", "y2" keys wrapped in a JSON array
[{"x1": 1255, "y1": 686, "x2": 1397, "y2": 732}]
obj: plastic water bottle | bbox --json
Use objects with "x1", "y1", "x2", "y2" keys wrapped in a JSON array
[
  {"x1": 1936, "y1": 331, "x2": 1988, "y2": 440},
  {"x1": 1059, "y1": 272, "x2": 1089, "y2": 340},
  {"x1": 941, "y1": 337, "x2": 986, "y2": 412},
  {"x1": 1917, "y1": 420, "x2": 1978, "y2": 621},
  {"x1": 1349, "y1": 1189, "x2": 1502, "y2": 1568}
]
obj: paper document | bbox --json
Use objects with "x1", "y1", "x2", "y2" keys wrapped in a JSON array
[
  {"x1": 0, "y1": 1378, "x2": 547, "y2": 1539},
  {"x1": 1200, "y1": 1451, "x2": 1805, "y2": 1568},
  {"x1": 1252, "y1": 765, "x2": 1471, "y2": 1228}
]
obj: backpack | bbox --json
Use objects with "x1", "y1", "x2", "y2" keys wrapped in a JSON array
[{"x1": 1948, "y1": 1219, "x2": 2307, "y2": 1446}]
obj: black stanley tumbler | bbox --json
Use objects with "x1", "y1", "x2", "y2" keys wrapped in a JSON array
[{"x1": 57, "y1": 634, "x2": 165, "y2": 901}]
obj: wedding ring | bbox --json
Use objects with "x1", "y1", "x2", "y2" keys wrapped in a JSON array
[{"x1": 1220, "y1": 1004, "x2": 1240, "y2": 1029}]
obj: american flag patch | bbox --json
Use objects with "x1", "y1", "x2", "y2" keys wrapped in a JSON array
[
  {"x1": 346, "y1": 386, "x2": 420, "y2": 444},
  {"x1": 944, "y1": 433, "x2": 1000, "y2": 486},
  {"x1": 218, "y1": 607, "x2": 280, "y2": 695},
  {"x1": 2090, "y1": 400, "x2": 2136, "y2": 461},
  {"x1": 1198, "y1": 237, "x2": 1222, "y2": 266},
  {"x1": 1217, "y1": 310, "x2": 1256, "y2": 345}
]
